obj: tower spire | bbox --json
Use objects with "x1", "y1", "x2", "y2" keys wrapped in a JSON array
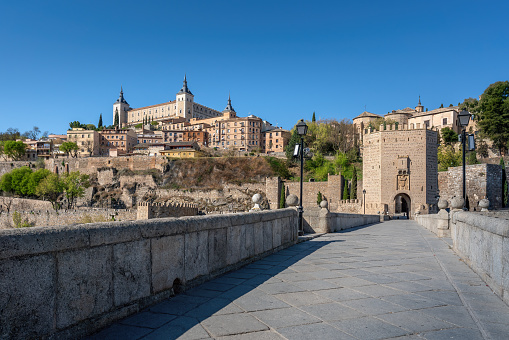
[
  {"x1": 224, "y1": 92, "x2": 235, "y2": 112},
  {"x1": 178, "y1": 74, "x2": 192, "y2": 95},
  {"x1": 418, "y1": 95, "x2": 421, "y2": 106}
]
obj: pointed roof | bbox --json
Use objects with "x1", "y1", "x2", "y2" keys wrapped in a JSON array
[
  {"x1": 115, "y1": 86, "x2": 128, "y2": 105},
  {"x1": 177, "y1": 74, "x2": 193, "y2": 95},
  {"x1": 224, "y1": 93, "x2": 235, "y2": 112}
]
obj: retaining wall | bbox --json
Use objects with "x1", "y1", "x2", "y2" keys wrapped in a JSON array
[
  {"x1": 0, "y1": 209, "x2": 298, "y2": 339},
  {"x1": 449, "y1": 211, "x2": 509, "y2": 305},
  {"x1": 415, "y1": 211, "x2": 450, "y2": 237}
]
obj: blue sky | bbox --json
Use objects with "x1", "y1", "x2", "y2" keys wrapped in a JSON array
[{"x1": 1, "y1": 0, "x2": 508, "y2": 135}]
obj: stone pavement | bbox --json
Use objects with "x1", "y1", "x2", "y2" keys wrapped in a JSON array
[{"x1": 89, "y1": 220, "x2": 509, "y2": 340}]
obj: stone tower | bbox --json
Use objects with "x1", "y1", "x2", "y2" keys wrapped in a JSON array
[
  {"x1": 112, "y1": 86, "x2": 131, "y2": 128},
  {"x1": 176, "y1": 75, "x2": 194, "y2": 120},
  {"x1": 415, "y1": 95, "x2": 424, "y2": 113},
  {"x1": 362, "y1": 124, "x2": 438, "y2": 218}
]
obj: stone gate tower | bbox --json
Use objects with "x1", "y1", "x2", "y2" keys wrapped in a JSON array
[
  {"x1": 175, "y1": 75, "x2": 194, "y2": 120},
  {"x1": 362, "y1": 124, "x2": 438, "y2": 218}
]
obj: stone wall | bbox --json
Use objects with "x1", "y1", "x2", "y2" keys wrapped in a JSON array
[
  {"x1": 0, "y1": 208, "x2": 136, "y2": 229},
  {"x1": 137, "y1": 202, "x2": 199, "y2": 220},
  {"x1": 438, "y1": 164, "x2": 503, "y2": 210},
  {"x1": 449, "y1": 211, "x2": 509, "y2": 305},
  {"x1": 0, "y1": 161, "x2": 39, "y2": 176},
  {"x1": 0, "y1": 196, "x2": 53, "y2": 212},
  {"x1": 303, "y1": 207, "x2": 380, "y2": 233},
  {"x1": 45, "y1": 155, "x2": 167, "y2": 175},
  {"x1": 0, "y1": 209, "x2": 298, "y2": 339},
  {"x1": 337, "y1": 199, "x2": 363, "y2": 214},
  {"x1": 267, "y1": 175, "x2": 344, "y2": 212}
]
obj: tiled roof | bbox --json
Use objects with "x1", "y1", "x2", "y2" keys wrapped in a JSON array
[
  {"x1": 412, "y1": 106, "x2": 459, "y2": 117},
  {"x1": 353, "y1": 111, "x2": 382, "y2": 120}
]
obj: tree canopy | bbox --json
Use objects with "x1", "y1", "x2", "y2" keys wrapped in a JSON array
[
  {"x1": 3, "y1": 140, "x2": 26, "y2": 160},
  {"x1": 59, "y1": 141, "x2": 79, "y2": 158},
  {"x1": 441, "y1": 127, "x2": 458, "y2": 145}
]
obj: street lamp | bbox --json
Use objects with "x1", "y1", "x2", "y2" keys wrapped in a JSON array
[
  {"x1": 458, "y1": 110, "x2": 472, "y2": 211},
  {"x1": 363, "y1": 189, "x2": 366, "y2": 214},
  {"x1": 296, "y1": 119, "x2": 308, "y2": 236}
]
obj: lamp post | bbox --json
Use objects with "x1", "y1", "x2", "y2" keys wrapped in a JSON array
[
  {"x1": 458, "y1": 110, "x2": 472, "y2": 211},
  {"x1": 363, "y1": 189, "x2": 366, "y2": 214},
  {"x1": 296, "y1": 119, "x2": 308, "y2": 236}
]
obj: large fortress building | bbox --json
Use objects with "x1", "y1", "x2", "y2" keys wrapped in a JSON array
[{"x1": 112, "y1": 76, "x2": 223, "y2": 128}]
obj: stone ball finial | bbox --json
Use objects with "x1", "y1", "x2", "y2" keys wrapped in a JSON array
[
  {"x1": 437, "y1": 198, "x2": 448, "y2": 210},
  {"x1": 450, "y1": 197, "x2": 464, "y2": 210},
  {"x1": 320, "y1": 200, "x2": 328, "y2": 209},
  {"x1": 479, "y1": 198, "x2": 490, "y2": 211},
  {"x1": 286, "y1": 194, "x2": 299, "y2": 207},
  {"x1": 252, "y1": 194, "x2": 262, "y2": 204}
]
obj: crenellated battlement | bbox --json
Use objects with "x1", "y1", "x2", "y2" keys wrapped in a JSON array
[
  {"x1": 363, "y1": 122, "x2": 439, "y2": 134},
  {"x1": 137, "y1": 201, "x2": 199, "y2": 220}
]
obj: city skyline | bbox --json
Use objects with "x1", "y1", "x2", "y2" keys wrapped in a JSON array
[{"x1": 1, "y1": 0, "x2": 508, "y2": 135}]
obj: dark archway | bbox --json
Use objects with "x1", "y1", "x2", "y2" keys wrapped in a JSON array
[{"x1": 394, "y1": 193, "x2": 411, "y2": 219}]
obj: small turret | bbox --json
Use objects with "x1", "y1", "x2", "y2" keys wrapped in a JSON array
[
  {"x1": 415, "y1": 95, "x2": 424, "y2": 113},
  {"x1": 177, "y1": 74, "x2": 193, "y2": 95}
]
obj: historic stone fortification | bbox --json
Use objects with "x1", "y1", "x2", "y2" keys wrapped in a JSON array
[
  {"x1": 45, "y1": 155, "x2": 166, "y2": 176},
  {"x1": 0, "y1": 207, "x2": 136, "y2": 229},
  {"x1": 0, "y1": 196, "x2": 52, "y2": 212},
  {"x1": 266, "y1": 175, "x2": 344, "y2": 211},
  {"x1": 0, "y1": 160, "x2": 39, "y2": 176},
  {"x1": 362, "y1": 125, "x2": 438, "y2": 217},
  {"x1": 0, "y1": 209, "x2": 298, "y2": 339},
  {"x1": 302, "y1": 206, "x2": 379, "y2": 233},
  {"x1": 136, "y1": 202, "x2": 199, "y2": 220},
  {"x1": 438, "y1": 163, "x2": 503, "y2": 210}
]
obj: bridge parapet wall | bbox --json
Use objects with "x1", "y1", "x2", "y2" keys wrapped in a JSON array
[{"x1": 0, "y1": 209, "x2": 298, "y2": 339}]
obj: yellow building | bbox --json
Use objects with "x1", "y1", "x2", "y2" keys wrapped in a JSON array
[{"x1": 67, "y1": 128, "x2": 100, "y2": 157}]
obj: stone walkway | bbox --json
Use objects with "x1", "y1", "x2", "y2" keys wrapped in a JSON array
[{"x1": 89, "y1": 220, "x2": 509, "y2": 339}]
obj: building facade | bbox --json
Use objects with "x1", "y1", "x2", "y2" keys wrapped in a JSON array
[{"x1": 67, "y1": 129, "x2": 100, "y2": 157}]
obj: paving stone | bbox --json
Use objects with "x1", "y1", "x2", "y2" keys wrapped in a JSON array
[
  {"x1": 420, "y1": 327, "x2": 483, "y2": 340},
  {"x1": 350, "y1": 284, "x2": 406, "y2": 297},
  {"x1": 185, "y1": 298, "x2": 244, "y2": 319},
  {"x1": 355, "y1": 273, "x2": 404, "y2": 284},
  {"x1": 119, "y1": 311, "x2": 176, "y2": 329},
  {"x1": 292, "y1": 279, "x2": 340, "y2": 291},
  {"x1": 216, "y1": 330, "x2": 285, "y2": 340},
  {"x1": 315, "y1": 287, "x2": 371, "y2": 301},
  {"x1": 200, "y1": 313, "x2": 268, "y2": 337},
  {"x1": 87, "y1": 324, "x2": 153, "y2": 340},
  {"x1": 330, "y1": 316, "x2": 410, "y2": 340},
  {"x1": 252, "y1": 307, "x2": 321, "y2": 328},
  {"x1": 299, "y1": 302, "x2": 367, "y2": 321},
  {"x1": 413, "y1": 290, "x2": 463, "y2": 306},
  {"x1": 382, "y1": 293, "x2": 447, "y2": 310},
  {"x1": 327, "y1": 276, "x2": 376, "y2": 287},
  {"x1": 419, "y1": 306, "x2": 478, "y2": 329},
  {"x1": 233, "y1": 290, "x2": 291, "y2": 311},
  {"x1": 274, "y1": 291, "x2": 333, "y2": 306},
  {"x1": 377, "y1": 310, "x2": 457, "y2": 333},
  {"x1": 308, "y1": 270, "x2": 348, "y2": 279},
  {"x1": 257, "y1": 282, "x2": 306, "y2": 295},
  {"x1": 200, "y1": 282, "x2": 237, "y2": 292},
  {"x1": 274, "y1": 272, "x2": 316, "y2": 282},
  {"x1": 142, "y1": 316, "x2": 210, "y2": 340},
  {"x1": 382, "y1": 281, "x2": 435, "y2": 293},
  {"x1": 340, "y1": 297, "x2": 409, "y2": 315},
  {"x1": 277, "y1": 322, "x2": 356, "y2": 340}
]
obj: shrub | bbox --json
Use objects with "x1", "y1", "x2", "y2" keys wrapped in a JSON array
[{"x1": 12, "y1": 211, "x2": 34, "y2": 228}]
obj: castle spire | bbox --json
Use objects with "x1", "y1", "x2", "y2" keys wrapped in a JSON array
[
  {"x1": 418, "y1": 95, "x2": 421, "y2": 106},
  {"x1": 178, "y1": 74, "x2": 193, "y2": 95},
  {"x1": 224, "y1": 92, "x2": 235, "y2": 112},
  {"x1": 116, "y1": 86, "x2": 128, "y2": 104}
]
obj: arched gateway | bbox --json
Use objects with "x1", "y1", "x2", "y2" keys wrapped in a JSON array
[{"x1": 394, "y1": 193, "x2": 411, "y2": 219}]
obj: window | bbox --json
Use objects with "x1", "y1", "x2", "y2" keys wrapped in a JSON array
[{"x1": 443, "y1": 118, "x2": 447, "y2": 125}]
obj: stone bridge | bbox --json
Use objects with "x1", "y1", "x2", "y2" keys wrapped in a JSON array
[{"x1": 1, "y1": 210, "x2": 508, "y2": 339}]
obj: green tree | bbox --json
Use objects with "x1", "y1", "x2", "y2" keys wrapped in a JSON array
[
  {"x1": 35, "y1": 173, "x2": 64, "y2": 211},
  {"x1": 312, "y1": 112, "x2": 316, "y2": 122},
  {"x1": 279, "y1": 183, "x2": 286, "y2": 209},
  {"x1": 440, "y1": 103, "x2": 444, "y2": 108},
  {"x1": 27, "y1": 168, "x2": 51, "y2": 196},
  {"x1": 437, "y1": 145, "x2": 462, "y2": 171},
  {"x1": 317, "y1": 191, "x2": 322, "y2": 205},
  {"x1": 86, "y1": 124, "x2": 96, "y2": 130},
  {"x1": 441, "y1": 127, "x2": 458, "y2": 145},
  {"x1": 342, "y1": 180, "x2": 349, "y2": 200},
  {"x1": 474, "y1": 81, "x2": 509, "y2": 154},
  {"x1": 59, "y1": 141, "x2": 79, "y2": 158},
  {"x1": 351, "y1": 167, "x2": 357, "y2": 199},
  {"x1": 466, "y1": 151, "x2": 479, "y2": 165},
  {"x1": 0, "y1": 172, "x2": 13, "y2": 193},
  {"x1": 285, "y1": 127, "x2": 301, "y2": 162},
  {"x1": 4, "y1": 140, "x2": 26, "y2": 160},
  {"x1": 69, "y1": 121, "x2": 87, "y2": 129},
  {"x1": 114, "y1": 108, "x2": 119, "y2": 127},
  {"x1": 62, "y1": 171, "x2": 90, "y2": 209},
  {"x1": 10, "y1": 167, "x2": 33, "y2": 196},
  {"x1": 98, "y1": 113, "x2": 103, "y2": 128}
]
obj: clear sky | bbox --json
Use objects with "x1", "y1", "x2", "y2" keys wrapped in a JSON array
[{"x1": 1, "y1": 0, "x2": 508, "y2": 136}]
